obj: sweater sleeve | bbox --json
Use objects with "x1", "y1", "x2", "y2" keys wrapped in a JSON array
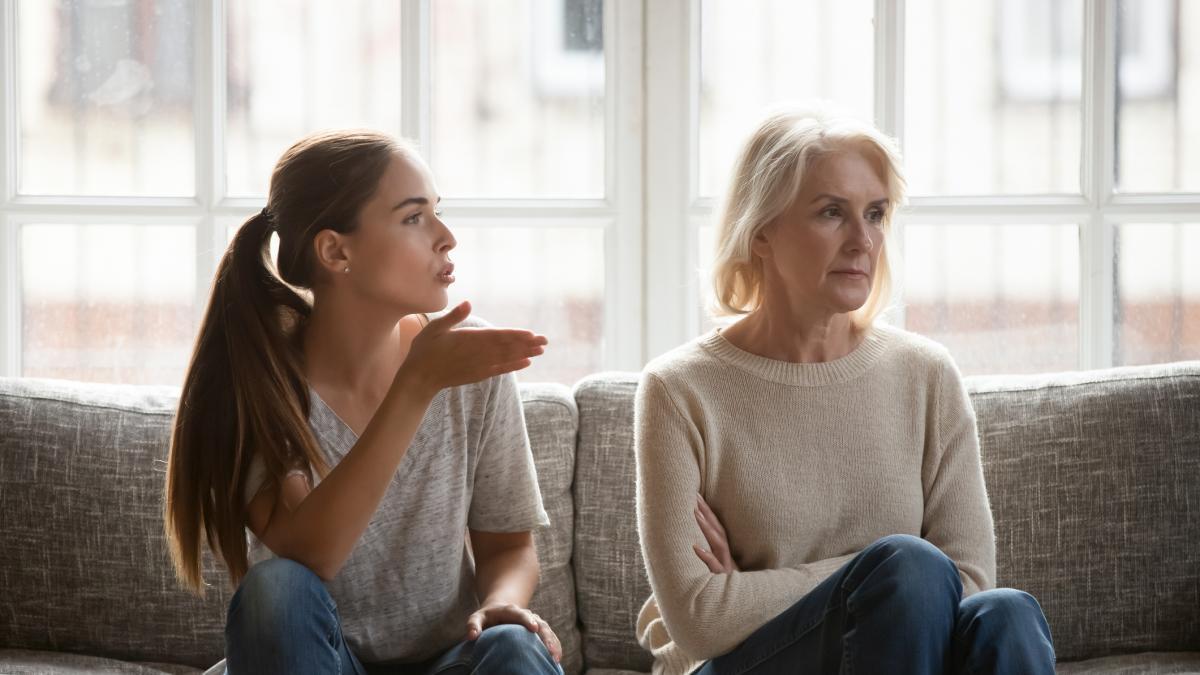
[
  {"x1": 920, "y1": 356, "x2": 997, "y2": 597},
  {"x1": 635, "y1": 372, "x2": 856, "y2": 660}
]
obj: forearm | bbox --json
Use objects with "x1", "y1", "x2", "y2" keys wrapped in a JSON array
[
  {"x1": 263, "y1": 368, "x2": 435, "y2": 578},
  {"x1": 472, "y1": 538, "x2": 540, "y2": 607}
]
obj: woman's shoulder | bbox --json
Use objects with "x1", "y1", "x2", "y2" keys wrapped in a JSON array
[
  {"x1": 872, "y1": 322, "x2": 960, "y2": 378},
  {"x1": 643, "y1": 333, "x2": 722, "y2": 382}
]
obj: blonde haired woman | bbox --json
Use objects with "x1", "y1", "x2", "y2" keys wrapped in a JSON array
[{"x1": 634, "y1": 107, "x2": 1054, "y2": 674}]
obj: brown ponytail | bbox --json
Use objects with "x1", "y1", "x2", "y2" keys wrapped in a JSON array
[{"x1": 164, "y1": 130, "x2": 410, "y2": 593}]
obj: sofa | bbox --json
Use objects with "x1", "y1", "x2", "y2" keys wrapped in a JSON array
[{"x1": 1, "y1": 362, "x2": 1198, "y2": 674}]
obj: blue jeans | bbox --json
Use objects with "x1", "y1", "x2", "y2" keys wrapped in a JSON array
[
  {"x1": 225, "y1": 558, "x2": 563, "y2": 675},
  {"x1": 693, "y1": 535, "x2": 1055, "y2": 675}
]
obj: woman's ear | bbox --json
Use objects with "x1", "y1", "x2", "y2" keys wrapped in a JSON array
[
  {"x1": 750, "y1": 223, "x2": 774, "y2": 260},
  {"x1": 312, "y1": 229, "x2": 351, "y2": 276}
]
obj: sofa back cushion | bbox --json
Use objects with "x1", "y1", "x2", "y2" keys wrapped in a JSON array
[
  {"x1": 570, "y1": 363, "x2": 1200, "y2": 669},
  {"x1": 520, "y1": 383, "x2": 583, "y2": 675},
  {"x1": 0, "y1": 378, "x2": 584, "y2": 672},
  {"x1": 968, "y1": 362, "x2": 1200, "y2": 661},
  {"x1": 572, "y1": 375, "x2": 653, "y2": 672},
  {"x1": 0, "y1": 378, "x2": 230, "y2": 668}
]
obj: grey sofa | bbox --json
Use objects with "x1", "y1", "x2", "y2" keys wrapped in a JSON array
[{"x1": 1, "y1": 362, "x2": 1198, "y2": 674}]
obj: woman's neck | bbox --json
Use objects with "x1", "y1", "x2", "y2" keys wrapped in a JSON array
[
  {"x1": 301, "y1": 294, "x2": 410, "y2": 397},
  {"x1": 721, "y1": 304, "x2": 862, "y2": 364}
]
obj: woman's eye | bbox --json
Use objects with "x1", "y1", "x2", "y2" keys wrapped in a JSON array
[
  {"x1": 433, "y1": 209, "x2": 444, "y2": 218},
  {"x1": 404, "y1": 213, "x2": 421, "y2": 224},
  {"x1": 867, "y1": 209, "x2": 885, "y2": 224},
  {"x1": 821, "y1": 206, "x2": 841, "y2": 218}
]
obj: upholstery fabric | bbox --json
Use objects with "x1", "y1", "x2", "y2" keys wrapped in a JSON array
[
  {"x1": 572, "y1": 375, "x2": 653, "y2": 673},
  {"x1": 0, "y1": 378, "x2": 231, "y2": 668},
  {"x1": 0, "y1": 649, "x2": 200, "y2": 674},
  {"x1": 969, "y1": 364, "x2": 1200, "y2": 661},
  {"x1": 521, "y1": 383, "x2": 584, "y2": 675},
  {"x1": 1054, "y1": 651, "x2": 1200, "y2": 674}
]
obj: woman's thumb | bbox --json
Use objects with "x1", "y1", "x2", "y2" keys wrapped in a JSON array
[{"x1": 426, "y1": 300, "x2": 471, "y2": 333}]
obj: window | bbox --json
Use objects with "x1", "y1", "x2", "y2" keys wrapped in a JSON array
[{"x1": 2, "y1": 0, "x2": 1197, "y2": 385}]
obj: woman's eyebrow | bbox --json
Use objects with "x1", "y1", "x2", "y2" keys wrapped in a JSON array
[{"x1": 391, "y1": 195, "x2": 443, "y2": 211}]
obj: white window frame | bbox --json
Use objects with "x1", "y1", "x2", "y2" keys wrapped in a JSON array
[
  {"x1": 643, "y1": 0, "x2": 1200, "y2": 370},
  {"x1": 3, "y1": 0, "x2": 1199, "y2": 380},
  {"x1": 0, "y1": 0, "x2": 645, "y2": 379}
]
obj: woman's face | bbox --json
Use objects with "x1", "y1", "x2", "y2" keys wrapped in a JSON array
[
  {"x1": 341, "y1": 153, "x2": 457, "y2": 314},
  {"x1": 753, "y1": 147, "x2": 889, "y2": 318}
]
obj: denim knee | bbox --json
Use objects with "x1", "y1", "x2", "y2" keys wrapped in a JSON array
[
  {"x1": 474, "y1": 623, "x2": 542, "y2": 655},
  {"x1": 227, "y1": 557, "x2": 334, "y2": 641},
  {"x1": 852, "y1": 534, "x2": 962, "y2": 603},
  {"x1": 473, "y1": 624, "x2": 558, "y2": 674},
  {"x1": 957, "y1": 588, "x2": 1050, "y2": 640}
]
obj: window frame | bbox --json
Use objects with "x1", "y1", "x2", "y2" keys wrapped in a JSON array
[{"x1": 1, "y1": 0, "x2": 1199, "y2": 380}]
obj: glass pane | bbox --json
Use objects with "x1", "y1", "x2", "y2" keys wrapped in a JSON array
[
  {"x1": 431, "y1": 0, "x2": 605, "y2": 198},
  {"x1": 905, "y1": 0, "x2": 1083, "y2": 195},
  {"x1": 699, "y1": 0, "x2": 875, "y2": 198},
  {"x1": 226, "y1": 2, "x2": 403, "y2": 196},
  {"x1": 903, "y1": 223, "x2": 1080, "y2": 374},
  {"x1": 448, "y1": 226, "x2": 605, "y2": 385},
  {"x1": 21, "y1": 224, "x2": 196, "y2": 385},
  {"x1": 17, "y1": 0, "x2": 195, "y2": 196},
  {"x1": 1115, "y1": 224, "x2": 1200, "y2": 365},
  {"x1": 1115, "y1": 0, "x2": 1200, "y2": 192}
]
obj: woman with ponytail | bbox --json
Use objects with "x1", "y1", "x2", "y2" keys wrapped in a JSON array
[{"x1": 164, "y1": 130, "x2": 563, "y2": 674}]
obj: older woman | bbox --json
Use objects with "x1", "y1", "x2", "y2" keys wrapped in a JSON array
[{"x1": 634, "y1": 107, "x2": 1055, "y2": 675}]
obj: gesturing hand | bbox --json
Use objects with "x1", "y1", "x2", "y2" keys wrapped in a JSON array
[
  {"x1": 400, "y1": 301, "x2": 548, "y2": 396},
  {"x1": 465, "y1": 602, "x2": 562, "y2": 663},
  {"x1": 693, "y1": 493, "x2": 739, "y2": 574}
]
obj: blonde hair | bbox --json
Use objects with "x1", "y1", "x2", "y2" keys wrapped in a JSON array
[{"x1": 710, "y1": 104, "x2": 907, "y2": 327}]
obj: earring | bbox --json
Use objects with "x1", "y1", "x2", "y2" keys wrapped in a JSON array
[{"x1": 343, "y1": 266, "x2": 350, "y2": 273}]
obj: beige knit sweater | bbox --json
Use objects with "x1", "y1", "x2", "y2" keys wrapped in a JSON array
[{"x1": 634, "y1": 323, "x2": 996, "y2": 675}]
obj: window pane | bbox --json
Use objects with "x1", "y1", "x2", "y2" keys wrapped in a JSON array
[
  {"x1": 1115, "y1": 224, "x2": 1200, "y2": 365},
  {"x1": 17, "y1": 0, "x2": 195, "y2": 196},
  {"x1": 226, "y1": 2, "x2": 403, "y2": 197},
  {"x1": 448, "y1": 226, "x2": 605, "y2": 385},
  {"x1": 431, "y1": 0, "x2": 605, "y2": 198},
  {"x1": 903, "y1": 223, "x2": 1080, "y2": 374},
  {"x1": 1115, "y1": 1, "x2": 1200, "y2": 193},
  {"x1": 699, "y1": 0, "x2": 875, "y2": 198},
  {"x1": 905, "y1": 0, "x2": 1083, "y2": 196},
  {"x1": 21, "y1": 224, "x2": 196, "y2": 385}
]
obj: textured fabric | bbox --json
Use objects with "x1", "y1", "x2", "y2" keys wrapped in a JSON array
[
  {"x1": 635, "y1": 326, "x2": 995, "y2": 674},
  {"x1": 573, "y1": 375, "x2": 654, "y2": 673},
  {"x1": 1055, "y1": 652, "x2": 1200, "y2": 674},
  {"x1": 0, "y1": 377, "x2": 231, "y2": 668},
  {"x1": 0, "y1": 649, "x2": 201, "y2": 674},
  {"x1": 969, "y1": 363, "x2": 1200, "y2": 662},
  {"x1": 522, "y1": 384, "x2": 585, "y2": 675},
  {"x1": 242, "y1": 362, "x2": 550, "y2": 664}
]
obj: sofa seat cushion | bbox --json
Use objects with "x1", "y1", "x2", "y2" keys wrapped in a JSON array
[
  {"x1": 1056, "y1": 651, "x2": 1200, "y2": 673},
  {"x1": 0, "y1": 649, "x2": 199, "y2": 674}
]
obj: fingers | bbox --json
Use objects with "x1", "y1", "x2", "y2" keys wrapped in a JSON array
[
  {"x1": 694, "y1": 500, "x2": 724, "y2": 552},
  {"x1": 466, "y1": 611, "x2": 485, "y2": 641},
  {"x1": 693, "y1": 544, "x2": 724, "y2": 574},
  {"x1": 697, "y1": 494, "x2": 727, "y2": 537},
  {"x1": 426, "y1": 300, "x2": 472, "y2": 333},
  {"x1": 536, "y1": 618, "x2": 563, "y2": 663}
]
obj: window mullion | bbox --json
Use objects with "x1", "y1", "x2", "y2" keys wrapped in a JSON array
[
  {"x1": 401, "y1": 0, "x2": 431, "y2": 151},
  {"x1": 1, "y1": 0, "x2": 18, "y2": 376},
  {"x1": 194, "y1": 0, "x2": 222, "y2": 329},
  {"x1": 644, "y1": 0, "x2": 696, "y2": 360},
  {"x1": 876, "y1": 0, "x2": 905, "y2": 328},
  {"x1": 1080, "y1": 0, "x2": 1117, "y2": 369}
]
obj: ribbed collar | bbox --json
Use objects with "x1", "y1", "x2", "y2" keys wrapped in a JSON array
[{"x1": 699, "y1": 322, "x2": 894, "y2": 387}]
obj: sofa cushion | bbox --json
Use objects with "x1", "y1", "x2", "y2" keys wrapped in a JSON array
[
  {"x1": 0, "y1": 649, "x2": 200, "y2": 674},
  {"x1": 969, "y1": 362, "x2": 1200, "y2": 662},
  {"x1": 0, "y1": 378, "x2": 230, "y2": 668},
  {"x1": 520, "y1": 383, "x2": 583, "y2": 675},
  {"x1": 0, "y1": 378, "x2": 583, "y2": 672},
  {"x1": 1055, "y1": 651, "x2": 1200, "y2": 674},
  {"x1": 572, "y1": 375, "x2": 653, "y2": 673}
]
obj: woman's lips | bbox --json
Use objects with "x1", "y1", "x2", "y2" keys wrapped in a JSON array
[{"x1": 438, "y1": 263, "x2": 455, "y2": 284}]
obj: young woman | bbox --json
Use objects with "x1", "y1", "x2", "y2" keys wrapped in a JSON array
[
  {"x1": 634, "y1": 108, "x2": 1055, "y2": 674},
  {"x1": 165, "y1": 130, "x2": 563, "y2": 675}
]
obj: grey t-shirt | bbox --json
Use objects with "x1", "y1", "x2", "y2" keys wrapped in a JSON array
[{"x1": 241, "y1": 340, "x2": 549, "y2": 663}]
